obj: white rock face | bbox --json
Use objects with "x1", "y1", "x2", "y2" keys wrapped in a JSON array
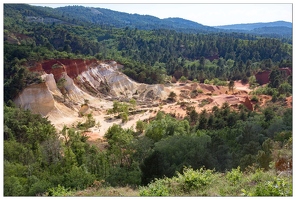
[
  {"x1": 14, "y1": 61, "x2": 167, "y2": 119},
  {"x1": 42, "y1": 73, "x2": 62, "y2": 96},
  {"x1": 14, "y1": 82, "x2": 55, "y2": 116},
  {"x1": 77, "y1": 63, "x2": 167, "y2": 100}
]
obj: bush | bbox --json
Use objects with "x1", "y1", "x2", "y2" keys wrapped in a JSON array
[
  {"x1": 197, "y1": 89, "x2": 203, "y2": 93},
  {"x1": 4, "y1": 176, "x2": 25, "y2": 196},
  {"x1": 243, "y1": 178, "x2": 292, "y2": 196},
  {"x1": 28, "y1": 180, "x2": 53, "y2": 196},
  {"x1": 199, "y1": 99, "x2": 210, "y2": 107},
  {"x1": 139, "y1": 178, "x2": 170, "y2": 196},
  {"x1": 47, "y1": 184, "x2": 73, "y2": 196},
  {"x1": 140, "y1": 167, "x2": 214, "y2": 196},
  {"x1": 179, "y1": 76, "x2": 187, "y2": 83},
  {"x1": 120, "y1": 112, "x2": 129, "y2": 123},
  {"x1": 136, "y1": 120, "x2": 146, "y2": 133},
  {"x1": 251, "y1": 95, "x2": 259, "y2": 102},
  {"x1": 178, "y1": 167, "x2": 214, "y2": 192},
  {"x1": 226, "y1": 167, "x2": 242, "y2": 185}
]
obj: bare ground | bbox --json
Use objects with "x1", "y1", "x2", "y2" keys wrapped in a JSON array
[{"x1": 46, "y1": 81, "x2": 277, "y2": 141}]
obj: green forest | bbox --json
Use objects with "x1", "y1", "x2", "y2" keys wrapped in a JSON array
[{"x1": 3, "y1": 4, "x2": 293, "y2": 196}]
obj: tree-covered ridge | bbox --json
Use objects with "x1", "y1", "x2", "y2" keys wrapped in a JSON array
[
  {"x1": 215, "y1": 21, "x2": 292, "y2": 30},
  {"x1": 4, "y1": 4, "x2": 292, "y2": 39},
  {"x1": 4, "y1": 4, "x2": 292, "y2": 88}
]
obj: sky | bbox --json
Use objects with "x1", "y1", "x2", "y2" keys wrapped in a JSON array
[{"x1": 24, "y1": 1, "x2": 293, "y2": 26}]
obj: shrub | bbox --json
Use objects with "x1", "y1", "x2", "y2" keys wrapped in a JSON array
[
  {"x1": 226, "y1": 167, "x2": 242, "y2": 185},
  {"x1": 139, "y1": 178, "x2": 170, "y2": 196},
  {"x1": 179, "y1": 76, "x2": 187, "y2": 83},
  {"x1": 251, "y1": 95, "x2": 259, "y2": 102},
  {"x1": 178, "y1": 167, "x2": 214, "y2": 192},
  {"x1": 120, "y1": 112, "x2": 129, "y2": 123},
  {"x1": 199, "y1": 99, "x2": 210, "y2": 107},
  {"x1": 136, "y1": 120, "x2": 146, "y2": 133},
  {"x1": 140, "y1": 167, "x2": 214, "y2": 196},
  {"x1": 243, "y1": 178, "x2": 292, "y2": 196},
  {"x1": 47, "y1": 184, "x2": 73, "y2": 196}
]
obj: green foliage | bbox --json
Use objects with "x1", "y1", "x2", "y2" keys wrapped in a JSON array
[
  {"x1": 129, "y1": 98, "x2": 137, "y2": 110},
  {"x1": 199, "y1": 99, "x2": 211, "y2": 107},
  {"x1": 28, "y1": 179, "x2": 53, "y2": 196},
  {"x1": 77, "y1": 113, "x2": 96, "y2": 130},
  {"x1": 145, "y1": 114, "x2": 189, "y2": 142},
  {"x1": 3, "y1": 4, "x2": 293, "y2": 196},
  {"x1": 204, "y1": 78, "x2": 227, "y2": 86},
  {"x1": 250, "y1": 95, "x2": 259, "y2": 102},
  {"x1": 179, "y1": 76, "x2": 187, "y2": 83},
  {"x1": 51, "y1": 63, "x2": 63, "y2": 69},
  {"x1": 252, "y1": 85, "x2": 278, "y2": 96},
  {"x1": 47, "y1": 184, "x2": 73, "y2": 196},
  {"x1": 168, "y1": 91, "x2": 177, "y2": 102},
  {"x1": 226, "y1": 166, "x2": 243, "y2": 185},
  {"x1": 278, "y1": 82, "x2": 292, "y2": 95},
  {"x1": 136, "y1": 120, "x2": 146, "y2": 134},
  {"x1": 228, "y1": 80, "x2": 235, "y2": 92},
  {"x1": 139, "y1": 178, "x2": 170, "y2": 196},
  {"x1": 243, "y1": 178, "x2": 292, "y2": 196},
  {"x1": 62, "y1": 166, "x2": 96, "y2": 190},
  {"x1": 248, "y1": 75, "x2": 258, "y2": 89},
  {"x1": 4, "y1": 176, "x2": 26, "y2": 196},
  {"x1": 177, "y1": 167, "x2": 214, "y2": 192},
  {"x1": 141, "y1": 134, "x2": 212, "y2": 184},
  {"x1": 140, "y1": 167, "x2": 214, "y2": 196},
  {"x1": 4, "y1": 105, "x2": 56, "y2": 147}
]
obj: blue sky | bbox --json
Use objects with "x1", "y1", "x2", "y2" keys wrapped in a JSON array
[{"x1": 27, "y1": 1, "x2": 293, "y2": 26}]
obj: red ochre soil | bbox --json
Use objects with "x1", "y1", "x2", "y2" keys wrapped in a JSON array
[{"x1": 29, "y1": 59, "x2": 100, "y2": 80}]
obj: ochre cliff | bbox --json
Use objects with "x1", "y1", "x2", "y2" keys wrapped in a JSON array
[
  {"x1": 255, "y1": 68, "x2": 292, "y2": 85},
  {"x1": 15, "y1": 59, "x2": 168, "y2": 122},
  {"x1": 29, "y1": 59, "x2": 99, "y2": 80},
  {"x1": 28, "y1": 59, "x2": 167, "y2": 101},
  {"x1": 14, "y1": 82, "x2": 55, "y2": 116}
]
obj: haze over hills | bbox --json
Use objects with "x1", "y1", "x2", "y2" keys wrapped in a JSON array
[
  {"x1": 56, "y1": 5, "x2": 292, "y2": 37},
  {"x1": 214, "y1": 21, "x2": 292, "y2": 30},
  {"x1": 13, "y1": 4, "x2": 291, "y2": 38},
  {"x1": 214, "y1": 21, "x2": 292, "y2": 37}
]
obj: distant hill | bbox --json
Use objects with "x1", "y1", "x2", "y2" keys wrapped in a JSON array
[
  {"x1": 214, "y1": 21, "x2": 292, "y2": 38},
  {"x1": 54, "y1": 6, "x2": 295, "y2": 38},
  {"x1": 214, "y1": 21, "x2": 292, "y2": 30},
  {"x1": 6, "y1": 4, "x2": 292, "y2": 38},
  {"x1": 55, "y1": 6, "x2": 217, "y2": 33}
]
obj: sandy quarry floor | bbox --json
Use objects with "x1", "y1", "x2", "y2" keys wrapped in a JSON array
[{"x1": 48, "y1": 81, "x2": 255, "y2": 141}]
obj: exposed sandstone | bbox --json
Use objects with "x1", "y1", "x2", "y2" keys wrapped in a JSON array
[
  {"x1": 15, "y1": 59, "x2": 168, "y2": 120},
  {"x1": 14, "y1": 82, "x2": 55, "y2": 116}
]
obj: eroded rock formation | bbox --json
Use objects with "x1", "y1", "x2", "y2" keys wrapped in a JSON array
[
  {"x1": 255, "y1": 68, "x2": 292, "y2": 85},
  {"x1": 15, "y1": 59, "x2": 168, "y2": 118}
]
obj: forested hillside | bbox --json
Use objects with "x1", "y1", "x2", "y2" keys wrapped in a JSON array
[
  {"x1": 3, "y1": 4, "x2": 292, "y2": 196},
  {"x1": 215, "y1": 21, "x2": 292, "y2": 30}
]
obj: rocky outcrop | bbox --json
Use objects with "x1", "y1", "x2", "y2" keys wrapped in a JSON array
[
  {"x1": 29, "y1": 59, "x2": 99, "y2": 80},
  {"x1": 255, "y1": 71, "x2": 270, "y2": 85},
  {"x1": 243, "y1": 96, "x2": 253, "y2": 111},
  {"x1": 212, "y1": 94, "x2": 253, "y2": 111},
  {"x1": 255, "y1": 68, "x2": 292, "y2": 85},
  {"x1": 15, "y1": 59, "x2": 167, "y2": 118},
  {"x1": 14, "y1": 82, "x2": 55, "y2": 116}
]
